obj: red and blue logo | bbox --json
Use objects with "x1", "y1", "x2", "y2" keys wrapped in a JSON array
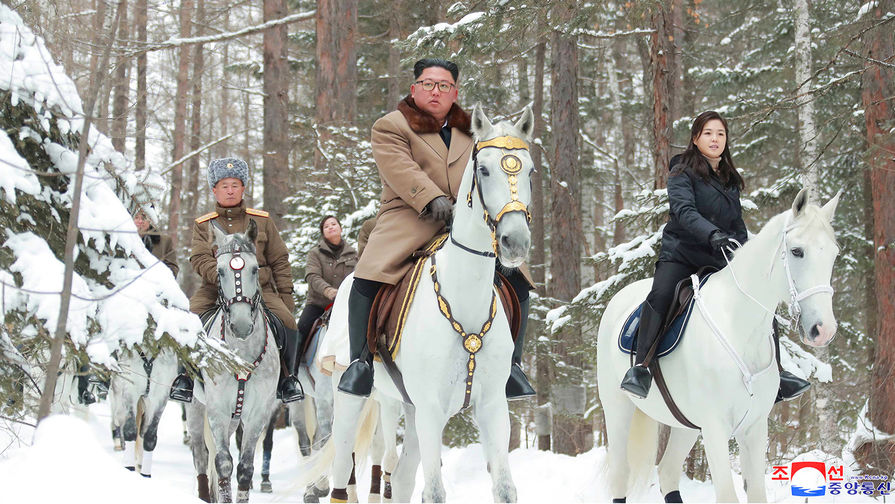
[{"x1": 772, "y1": 461, "x2": 844, "y2": 497}]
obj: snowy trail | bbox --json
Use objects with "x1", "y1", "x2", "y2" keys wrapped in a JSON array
[{"x1": 1, "y1": 400, "x2": 881, "y2": 502}]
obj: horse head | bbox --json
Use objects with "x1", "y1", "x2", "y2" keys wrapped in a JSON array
[
  {"x1": 211, "y1": 220, "x2": 262, "y2": 339},
  {"x1": 778, "y1": 188, "x2": 841, "y2": 347},
  {"x1": 468, "y1": 104, "x2": 535, "y2": 268}
]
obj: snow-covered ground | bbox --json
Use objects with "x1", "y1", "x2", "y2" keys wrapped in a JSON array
[{"x1": 0, "y1": 401, "x2": 883, "y2": 503}]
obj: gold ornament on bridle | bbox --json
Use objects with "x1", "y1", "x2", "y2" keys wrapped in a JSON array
[{"x1": 467, "y1": 135, "x2": 533, "y2": 255}]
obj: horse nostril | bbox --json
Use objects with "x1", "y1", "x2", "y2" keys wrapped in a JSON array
[
  {"x1": 500, "y1": 235, "x2": 511, "y2": 248},
  {"x1": 810, "y1": 324, "x2": 820, "y2": 340}
]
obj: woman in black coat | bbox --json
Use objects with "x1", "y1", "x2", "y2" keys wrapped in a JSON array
[{"x1": 620, "y1": 111, "x2": 810, "y2": 402}]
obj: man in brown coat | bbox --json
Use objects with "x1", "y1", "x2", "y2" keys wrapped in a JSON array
[
  {"x1": 338, "y1": 58, "x2": 535, "y2": 399},
  {"x1": 169, "y1": 157, "x2": 304, "y2": 403}
]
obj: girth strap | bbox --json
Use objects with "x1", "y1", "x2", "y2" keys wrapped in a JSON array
[{"x1": 140, "y1": 352, "x2": 155, "y2": 397}]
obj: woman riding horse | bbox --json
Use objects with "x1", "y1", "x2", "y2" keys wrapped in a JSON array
[{"x1": 620, "y1": 111, "x2": 811, "y2": 402}]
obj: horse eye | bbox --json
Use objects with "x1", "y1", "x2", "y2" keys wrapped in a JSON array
[
  {"x1": 479, "y1": 165, "x2": 490, "y2": 176},
  {"x1": 791, "y1": 247, "x2": 804, "y2": 258},
  {"x1": 252, "y1": 266, "x2": 259, "y2": 274}
]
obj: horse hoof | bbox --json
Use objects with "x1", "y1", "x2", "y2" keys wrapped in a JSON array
[
  {"x1": 236, "y1": 489, "x2": 249, "y2": 503},
  {"x1": 314, "y1": 484, "x2": 330, "y2": 498},
  {"x1": 664, "y1": 490, "x2": 683, "y2": 503},
  {"x1": 369, "y1": 493, "x2": 381, "y2": 503},
  {"x1": 302, "y1": 491, "x2": 320, "y2": 503},
  {"x1": 260, "y1": 480, "x2": 272, "y2": 493}
]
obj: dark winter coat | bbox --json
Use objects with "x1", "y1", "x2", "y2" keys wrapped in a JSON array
[
  {"x1": 140, "y1": 225, "x2": 179, "y2": 277},
  {"x1": 304, "y1": 239, "x2": 358, "y2": 308},
  {"x1": 658, "y1": 162, "x2": 748, "y2": 270}
]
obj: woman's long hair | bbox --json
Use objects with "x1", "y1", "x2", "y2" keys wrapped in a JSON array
[{"x1": 671, "y1": 111, "x2": 744, "y2": 190}]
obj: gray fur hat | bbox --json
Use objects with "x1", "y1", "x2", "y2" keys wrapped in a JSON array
[{"x1": 207, "y1": 157, "x2": 248, "y2": 189}]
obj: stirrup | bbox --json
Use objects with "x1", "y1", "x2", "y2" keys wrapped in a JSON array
[
  {"x1": 506, "y1": 363, "x2": 536, "y2": 399},
  {"x1": 620, "y1": 365, "x2": 652, "y2": 399},
  {"x1": 169, "y1": 375, "x2": 193, "y2": 403},
  {"x1": 338, "y1": 359, "x2": 374, "y2": 397},
  {"x1": 79, "y1": 389, "x2": 96, "y2": 405},
  {"x1": 776, "y1": 370, "x2": 811, "y2": 403},
  {"x1": 277, "y1": 376, "x2": 304, "y2": 403}
]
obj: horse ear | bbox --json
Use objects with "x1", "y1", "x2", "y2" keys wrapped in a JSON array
[
  {"x1": 791, "y1": 188, "x2": 810, "y2": 217},
  {"x1": 471, "y1": 104, "x2": 493, "y2": 138},
  {"x1": 820, "y1": 189, "x2": 842, "y2": 223},
  {"x1": 211, "y1": 220, "x2": 227, "y2": 247},
  {"x1": 245, "y1": 219, "x2": 258, "y2": 244},
  {"x1": 514, "y1": 105, "x2": 535, "y2": 142}
]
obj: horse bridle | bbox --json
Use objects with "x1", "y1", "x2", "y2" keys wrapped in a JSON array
[
  {"x1": 777, "y1": 216, "x2": 835, "y2": 327},
  {"x1": 216, "y1": 244, "x2": 263, "y2": 316},
  {"x1": 459, "y1": 135, "x2": 533, "y2": 257}
]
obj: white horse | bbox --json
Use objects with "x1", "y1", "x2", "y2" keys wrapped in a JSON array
[
  {"x1": 325, "y1": 105, "x2": 535, "y2": 503},
  {"x1": 184, "y1": 220, "x2": 279, "y2": 503},
  {"x1": 108, "y1": 346, "x2": 177, "y2": 476},
  {"x1": 597, "y1": 188, "x2": 840, "y2": 503}
]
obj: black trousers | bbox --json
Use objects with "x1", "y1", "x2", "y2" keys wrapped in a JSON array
[
  {"x1": 297, "y1": 303, "x2": 327, "y2": 341},
  {"x1": 645, "y1": 261, "x2": 700, "y2": 322}
]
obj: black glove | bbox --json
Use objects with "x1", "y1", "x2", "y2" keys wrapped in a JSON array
[
  {"x1": 422, "y1": 196, "x2": 453, "y2": 224},
  {"x1": 709, "y1": 230, "x2": 734, "y2": 252}
]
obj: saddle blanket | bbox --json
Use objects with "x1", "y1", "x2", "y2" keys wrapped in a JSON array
[{"x1": 618, "y1": 273, "x2": 712, "y2": 358}]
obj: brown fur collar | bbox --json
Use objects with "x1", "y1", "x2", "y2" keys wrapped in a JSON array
[{"x1": 397, "y1": 95, "x2": 471, "y2": 136}]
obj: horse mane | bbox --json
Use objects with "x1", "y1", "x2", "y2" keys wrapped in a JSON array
[{"x1": 218, "y1": 232, "x2": 256, "y2": 255}]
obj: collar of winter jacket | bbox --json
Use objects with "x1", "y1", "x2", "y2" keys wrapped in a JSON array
[
  {"x1": 397, "y1": 94, "x2": 471, "y2": 136},
  {"x1": 216, "y1": 200, "x2": 246, "y2": 220},
  {"x1": 319, "y1": 238, "x2": 345, "y2": 259}
]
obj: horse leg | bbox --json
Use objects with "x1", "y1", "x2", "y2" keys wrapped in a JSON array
[
  {"x1": 735, "y1": 420, "x2": 769, "y2": 503},
  {"x1": 414, "y1": 405, "x2": 449, "y2": 503},
  {"x1": 138, "y1": 398, "x2": 167, "y2": 478},
  {"x1": 472, "y1": 397, "x2": 517, "y2": 503},
  {"x1": 657, "y1": 428, "x2": 699, "y2": 502},
  {"x1": 121, "y1": 409, "x2": 138, "y2": 471},
  {"x1": 369, "y1": 420, "x2": 386, "y2": 503},
  {"x1": 235, "y1": 412, "x2": 268, "y2": 503},
  {"x1": 208, "y1": 416, "x2": 235, "y2": 503},
  {"x1": 330, "y1": 392, "x2": 366, "y2": 502},
  {"x1": 292, "y1": 401, "x2": 312, "y2": 457},
  {"x1": 603, "y1": 393, "x2": 636, "y2": 501},
  {"x1": 186, "y1": 401, "x2": 211, "y2": 502},
  {"x1": 310, "y1": 389, "x2": 333, "y2": 499},
  {"x1": 378, "y1": 396, "x2": 401, "y2": 503},
  {"x1": 391, "y1": 403, "x2": 420, "y2": 503},
  {"x1": 260, "y1": 409, "x2": 277, "y2": 493},
  {"x1": 182, "y1": 402, "x2": 191, "y2": 445},
  {"x1": 702, "y1": 426, "x2": 739, "y2": 503}
]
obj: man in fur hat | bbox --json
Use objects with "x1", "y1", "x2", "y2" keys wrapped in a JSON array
[
  {"x1": 338, "y1": 58, "x2": 536, "y2": 399},
  {"x1": 168, "y1": 157, "x2": 304, "y2": 403}
]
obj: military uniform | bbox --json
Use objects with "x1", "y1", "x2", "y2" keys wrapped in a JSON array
[{"x1": 190, "y1": 200, "x2": 296, "y2": 330}]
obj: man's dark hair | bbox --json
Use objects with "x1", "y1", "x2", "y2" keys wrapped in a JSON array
[{"x1": 413, "y1": 58, "x2": 459, "y2": 82}]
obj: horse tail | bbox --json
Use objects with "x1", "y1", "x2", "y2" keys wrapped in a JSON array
[
  {"x1": 626, "y1": 407, "x2": 658, "y2": 495},
  {"x1": 135, "y1": 396, "x2": 145, "y2": 470},
  {"x1": 304, "y1": 396, "x2": 318, "y2": 441},
  {"x1": 204, "y1": 413, "x2": 219, "y2": 500},
  {"x1": 351, "y1": 397, "x2": 380, "y2": 474}
]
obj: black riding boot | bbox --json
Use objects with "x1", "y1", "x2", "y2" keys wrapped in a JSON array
[
  {"x1": 773, "y1": 319, "x2": 811, "y2": 403},
  {"x1": 170, "y1": 363, "x2": 194, "y2": 403},
  {"x1": 620, "y1": 301, "x2": 663, "y2": 399},
  {"x1": 506, "y1": 298, "x2": 536, "y2": 399},
  {"x1": 338, "y1": 283, "x2": 377, "y2": 397},
  {"x1": 277, "y1": 327, "x2": 305, "y2": 403},
  {"x1": 77, "y1": 368, "x2": 96, "y2": 405}
]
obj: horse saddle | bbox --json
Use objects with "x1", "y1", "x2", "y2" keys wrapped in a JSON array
[
  {"x1": 618, "y1": 268, "x2": 716, "y2": 358},
  {"x1": 366, "y1": 233, "x2": 521, "y2": 361},
  {"x1": 302, "y1": 306, "x2": 331, "y2": 366}
]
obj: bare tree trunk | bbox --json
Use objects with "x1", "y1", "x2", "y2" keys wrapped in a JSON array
[
  {"x1": 857, "y1": 0, "x2": 895, "y2": 474},
  {"x1": 649, "y1": 0, "x2": 677, "y2": 189},
  {"x1": 608, "y1": 39, "x2": 627, "y2": 245},
  {"x1": 134, "y1": 0, "x2": 147, "y2": 170},
  {"x1": 315, "y1": 0, "x2": 358, "y2": 172},
  {"x1": 550, "y1": 0, "x2": 588, "y2": 456},
  {"x1": 110, "y1": 0, "x2": 129, "y2": 153},
  {"x1": 38, "y1": 3, "x2": 123, "y2": 422},
  {"x1": 531, "y1": 14, "x2": 551, "y2": 453},
  {"x1": 263, "y1": 0, "x2": 291, "y2": 228},
  {"x1": 182, "y1": 0, "x2": 205, "y2": 296},
  {"x1": 386, "y1": 0, "x2": 403, "y2": 111},
  {"x1": 217, "y1": 8, "x2": 230, "y2": 159},
  {"x1": 168, "y1": 0, "x2": 193, "y2": 250}
]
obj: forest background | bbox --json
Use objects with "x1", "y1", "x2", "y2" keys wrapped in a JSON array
[{"x1": 3, "y1": 0, "x2": 895, "y2": 482}]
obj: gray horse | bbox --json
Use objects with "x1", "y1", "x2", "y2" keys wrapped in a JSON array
[{"x1": 184, "y1": 220, "x2": 279, "y2": 503}]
